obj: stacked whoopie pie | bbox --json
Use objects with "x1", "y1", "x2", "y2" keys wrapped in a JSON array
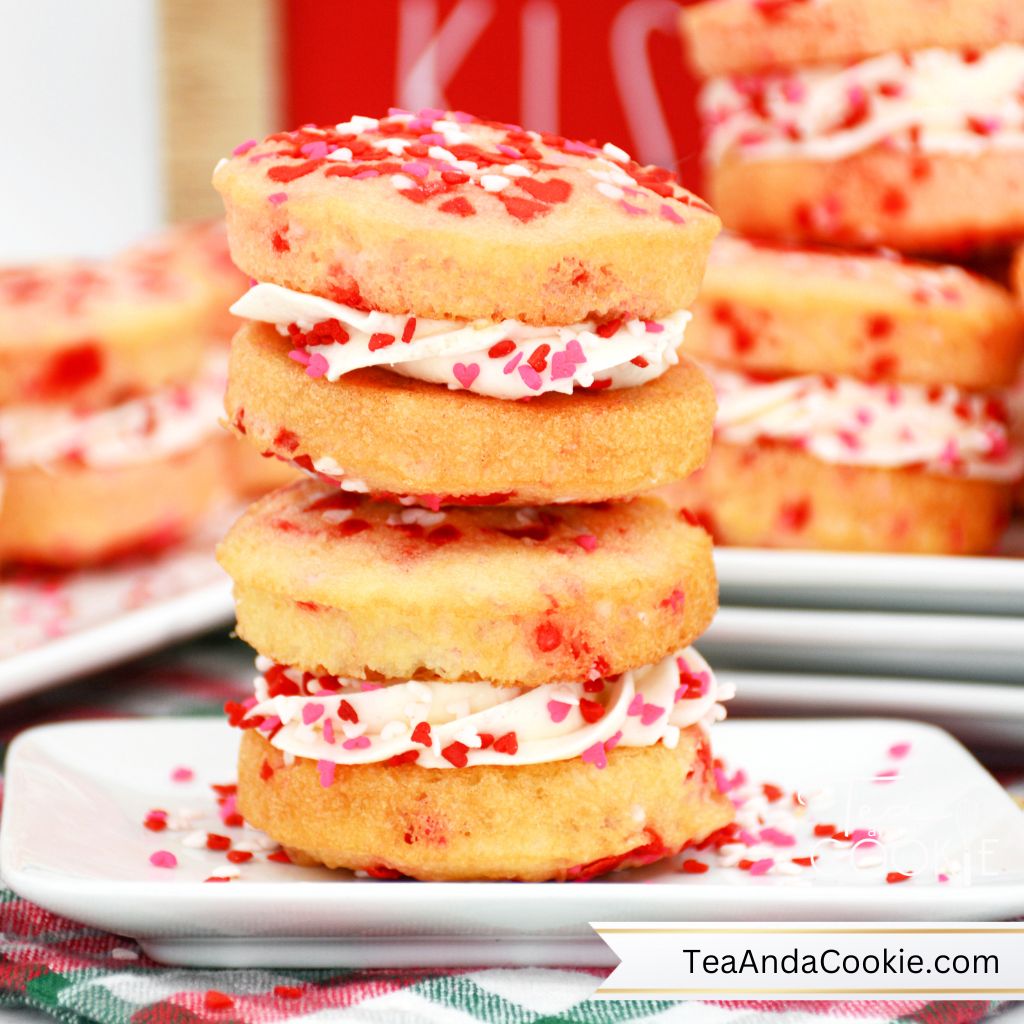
[
  {"x1": 683, "y1": 0, "x2": 1024, "y2": 252},
  {"x1": 670, "y1": 235, "x2": 1024, "y2": 554},
  {"x1": 0, "y1": 251, "x2": 227, "y2": 567},
  {"x1": 214, "y1": 108, "x2": 736, "y2": 881}
]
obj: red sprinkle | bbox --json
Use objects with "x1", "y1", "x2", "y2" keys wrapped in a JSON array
[
  {"x1": 204, "y1": 990, "x2": 235, "y2": 1010},
  {"x1": 488, "y1": 339, "x2": 516, "y2": 359},
  {"x1": 493, "y1": 731, "x2": 519, "y2": 755},
  {"x1": 227, "y1": 850, "x2": 253, "y2": 864},
  {"x1": 411, "y1": 722, "x2": 432, "y2": 746},
  {"x1": 368, "y1": 332, "x2": 395, "y2": 351},
  {"x1": 578, "y1": 698, "x2": 606, "y2": 724},
  {"x1": 441, "y1": 742, "x2": 469, "y2": 768},
  {"x1": 275, "y1": 986, "x2": 304, "y2": 1000},
  {"x1": 886, "y1": 871, "x2": 913, "y2": 884},
  {"x1": 206, "y1": 833, "x2": 231, "y2": 851},
  {"x1": 267, "y1": 850, "x2": 292, "y2": 864},
  {"x1": 680, "y1": 859, "x2": 709, "y2": 874},
  {"x1": 535, "y1": 620, "x2": 562, "y2": 652}
]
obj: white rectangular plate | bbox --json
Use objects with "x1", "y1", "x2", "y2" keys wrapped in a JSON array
[
  {"x1": 715, "y1": 524, "x2": 1024, "y2": 615},
  {"x1": 3, "y1": 717, "x2": 1023, "y2": 968},
  {"x1": 0, "y1": 512, "x2": 236, "y2": 704},
  {"x1": 703, "y1": 606, "x2": 1024, "y2": 683}
]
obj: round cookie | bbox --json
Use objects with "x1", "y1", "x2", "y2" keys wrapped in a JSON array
[
  {"x1": 682, "y1": 0, "x2": 1024, "y2": 77},
  {"x1": 213, "y1": 110, "x2": 720, "y2": 325},
  {"x1": 226, "y1": 321, "x2": 716, "y2": 505},
  {"x1": 216, "y1": 479, "x2": 717, "y2": 686},
  {"x1": 238, "y1": 725, "x2": 731, "y2": 881},
  {"x1": 0, "y1": 443, "x2": 224, "y2": 567},
  {"x1": 0, "y1": 255, "x2": 212, "y2": 410},
  {"x1": 687, "y1": 235, "x2": 1024, "y2": 388},
  {"x1": 663, "y1": 441, "x2": 1011, "y2": 554},
  {"x1": 707, "y1": 147, "x2": 1024, "y2": 254}
]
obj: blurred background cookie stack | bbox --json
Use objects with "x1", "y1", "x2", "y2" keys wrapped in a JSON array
[
  {"x1": 214, "y1": 109, "x2": 739, "y2": 880},
  {"x1": 680, "y1": 0, "x2": 1024, "y2": 556}
]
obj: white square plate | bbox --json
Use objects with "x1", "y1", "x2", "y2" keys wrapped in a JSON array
[
  {"x1": 714, "y1": 523, "x2": 1024, "y2": 615},
  {"x1": 3, "y1": 717, "x2": 1023, "y2": 968}
]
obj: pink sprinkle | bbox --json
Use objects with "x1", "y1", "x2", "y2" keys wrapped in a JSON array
[
  {"x1": 874, "y1": 768, "x2": 899, "y2": 784},
  {"x1": 939, "y1": 439, "x2": 960, "y2": 465},
  {"x1": 301, "y1": 140, "x2": 329, "y2": 158},
  {"x1": 343, "y1": 736, "x2": 371, "y2": 750},
  {"x1": 938, "y1": 873, "x2": 950, "y2": 883},
  {"x1": 419, "y1": 133, "x2": 447, "y2": 145},
  {"x1": 232, "y1": 139, "x2": 257, "y2": 156},
  {"x1": 317, "y1": 760, "x2": 335, "y2": 787},
  {"x1": 627, "y1": 694, "x2": 645, "y2": 717},
  {"x1": 170, "y1": 767, "x2": 193, "y2": 783},
  {"x1": 644, "y1": 321, "x2": 664, "y2": 333},
  {"x1": 738, "y1": 828, "x2": 759, "y2": 847},
  {"x1": 748, "y1": 858, "x2": 774, "y2": 876},
  {"x1": 323, "y1": 719, "x2": 336, "y2": 745},
  {"x1": 640, "y1": 703, "x2": 665, "y2": 727},
  {"x1": 453, "y1": 361, "x2": 480, "y2": 389},
  {"x1": 518, "y1": 364, "x2": 543, "y2": 391},
  {"x1": 604, "y1": 730, "x2": 622, "y2": 752},
  {"x1": 302, "y1": 703, "x2": 325, "y2": 725},
  {"x1": 619, "y1": 200, "x2": 645, "y2": 216},
  {"x1": 759, "y1": 827, "x2": 796, "y2": 848},
  {"x1": 888, "y1": 742, "x2": 911, "y2": 759},
  {"x1": 257, "y1": 715, "x2": 281, "y2": 734},
  {"x1": 219, "y1": 794, "x2": 238, "y2": 824},
  {"x1": 582, "y1": 742, "x2": 608, "y2": 769},
  {"x1": 353, "y1": 170, "x2": 380, "y2": 180},
  {"x1": 149, "y1": 851, "x2": 177, "y2": 869},
  {"x1": 268, "y1": 192, "x2": 288, "y2": 206},
  {"x1": 550, "y1": 350, "x2": 577, "y2": 381},
  {"x1": 417, "y1": 106, "x2": 446, "y2": 121},
  {"x1": 547, "y1": 700, "x2": 571, "y2": 724},
  {"x1": 497, "y1": 144, "x2": 521, "y2": 158},
  {"x1": 855, "y1": 407, "x2": 873, "y2": 425},
  {"x1": 305, "y1": 353, "x2": 329, "y2": 379},
  {"x1": 360, "y1": 682, "x2": 383, "y2": 691},
  {"x1": 659, "y1": 204, "x2": 685, "y2": 224},
  {"x1": 289, "y1": 348, "x2": 311, "y2": 367},
  {"x1": 401, "y1": 160, "x2": 430, "y2": 178},
  {"x1": 781, "y1": 79, "x2": 806, "y2": 103},
  {"x1": 451, "y1": 110, "x2": 475, "y2": 123},
  {"x1": 849, "y1": 829, "x2": 877, "y2": 844},
  {"x1": 575, "y1": 533, "x2": 598, "y2": 552},
  {"x1": 563, "y1": 139, "x2": 595, "y2": 155},
  {"x1": 503, "y1": 352, "x2": 523, "y2": 375}
]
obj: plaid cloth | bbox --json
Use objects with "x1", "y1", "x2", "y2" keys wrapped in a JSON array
[{"x1": 0, "y1": 633, "x2": 1020, "y2": 1024}]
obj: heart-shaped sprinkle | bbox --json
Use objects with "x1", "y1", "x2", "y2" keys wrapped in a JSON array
[
  {"x1": 549, "y1": 350, "x2": 576, "y2": 381},
  {"x1": 302, "y1": 703, "x2": 324, "y2": 725},
  {"x1": 640, "y1": 703, "x2": 665, "y2": 727},
  {"x1": 453, "y1": 362, "x2": 480, "y2": 389},
  {"x1": 493, "y1": 731, "x2": 518, "y2": 755},
  {"x1": 305, "y1": 353, "x2": 329, "y2": 378},
  {"x1": 442, "y1": 742, "x2": 469, "y2": 767},
  {"x1": 579, "y1": 699, "x2": 605, "y2": 724},
  {"x1": 518, "y1": 177, "x2": 572, "y2": 204},
  {"x1": 660, "y1": 203, "x2": 685, "y2": 224},
  {"x1": 627, "y1": 693, "x2": 645, "y2": 716},
  {"x1": 343, "y1": 736, "x2": 370, "y2": 750},
  {"x1": 411, "y1": 722, "x2": 432, "y2": 746},
  {"x1": 547, "y1": 700, "x2": 571, "y2": 723},
  {"x1": 604, "y1": 730, "x2": 622, "y2": 752},
  {"x1": 338, "y1": 700, "x2": 359, "y2": 724},
  {"x1": 582, "y1": 741, "x2": 607, "y2": 769}
]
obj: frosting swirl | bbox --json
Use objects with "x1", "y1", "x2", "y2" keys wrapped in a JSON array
[
  {"x1": 232, "y1": 283, "x2": 690, "y2": 400},
  {"x1": 0, "y1": 358, "x2": 226, "y2": 470},
  {"x1": 235, "y1": 647, "x2": 730, "y2": 771},
  {"x1": 709, "y1": 365, "x2": 1022, "y2": 482},
  {"x1": 701, "y1": 44, "x2": 1024, "y2": 164}
]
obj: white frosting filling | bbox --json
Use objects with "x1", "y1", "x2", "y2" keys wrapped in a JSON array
[
  {"x1": 0, "y1": 359, "x2": 226, "y2": 470},
  {"x1": 245, "y1": 647, "x2": 730, "y2": 770},
  {"x1": 232, "y1": 283, "x2": 689, "y2": 400},
  {"x1": 701, "y1": 44, "x2": 1024, "y2": 164},
  {"x1": 710, "y1": 365, "x2": 1023, "y2": 482}
]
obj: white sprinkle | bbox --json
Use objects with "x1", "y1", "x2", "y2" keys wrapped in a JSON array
[
  {"x1": 337, "y1": 115, "x2": 379, "y2": 132},
  {"x1": 214, "y1": 157, "x2": 228, "y2": 173},
  {"x1": 390, "y1": 174, "x2": 417, "y2": 192},
  {"x1": 602, "y1": 141, "x2": 630, "y2": 162},
  {"x1": 255, "y1": 654, "x2": 274, "y2": 673},
  {"x1": 454, "y1": 159, "x2": 478, "y2": 172},
  {"x1": 111, "y1": 948, "x2": 139, "y2": 961},
  {"x1": 596, "y1": 182, "x2": 624, "y2": 201},
  {"x1": 207, "y1": 866, "x2": 241, "y2": 880},
  {"x1": 381, "y1": 720, "x2": 409, "y2": 741},
  {"x1": 454, "y1": 728, "x2": 483, "y2": 748},
  {"x1": 630, "y1": 805, "x2": 647, "y2": 825},
  {"x1": 383, "y1": 138, "x2": 411, "y2": 155},
  {"x1": 854, "y1": 853, "x2": 885, "y2": 868},
  {"x1": 340, "y1": 721, "x2": 367, "y2": 739},
  {"x1": 339, "y1": 477, "x2": 370, "y2": 493},
  {"x1": 181, "y1": 830, "x2": 207, "y2": 849},
  {"x1": 773, "y1": 861, "x2": 803, "y2": 876},
  {"x1": 233, "y1": 835, "x2": 279, "y2": 853},
  {"x1": 283, "y1": 752, "x2": 296, "y2": 767},
  {"x1": 326, "y1": 146, "x2": 353, "y2": 162},
  {"x1": 503, "y1": 164, "x2": 532, "y2": 177},
  {"x1": 479, "y1": 174, "x2": 511, "y2": 192},
  {"x1": 322, "y1": 509, "x2": 352, "y2": 525},
  {"x1": 428, "y1": 145, "x2": 457, "y2": 162},
  {"x1": 661, "y1": 725, "x2": 680, "y2": 750}
]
